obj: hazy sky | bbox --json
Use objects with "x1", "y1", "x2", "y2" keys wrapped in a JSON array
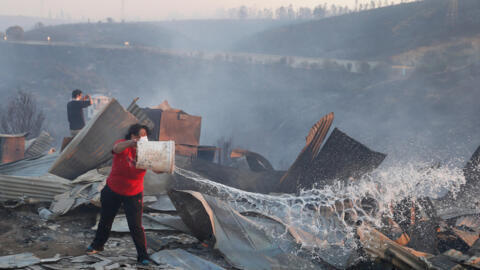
[{"x1": 0, "y1": 0, "x2": 384, "y2": 20}]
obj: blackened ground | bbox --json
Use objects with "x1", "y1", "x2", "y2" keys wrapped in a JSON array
[{"x1": 0, "y1": 204, "x2": 234, "y2": 269}]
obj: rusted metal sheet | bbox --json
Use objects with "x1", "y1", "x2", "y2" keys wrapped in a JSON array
[
  {"x1": 60, "y1": 137, "x2": 73, "y2": 152},
  {"x1": 24, "y1": 131, "x2": 54, "y2": 158},
  {"x1": 126, "y1": 98, "x2": 155, "y2": 131},
  {"x1": 299, "y1": 128, "x2": 386, "y2": 190},
  {"x1": 0, "y1": 133, "x2": 26, "y2": 164},
  {"x1": 49, "y1": 99, "x2": 138, "y2": 180},
  {"x1": 452, "y1": 228, "x2": 479, "y2": 247},
  {"x1": 159, "y1": 111, "x2": 201, "y2": 146},
  {"x1": 278, "y1": 113, "x2": 334, "y2": 193},
  {"x1": 357, "y1": 225, "x2": 433, "y2": 270},
  {"x1": 456, "y1": 215, "x2": 480, "y2": 231},
  {"x1": 0, "y1": 174, "x2": 71, "y2": 202},
  {"x1": 230, "y1": 148, "x2": 274, "y2": 172}
]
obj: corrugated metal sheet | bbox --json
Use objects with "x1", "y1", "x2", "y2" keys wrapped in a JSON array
[
  {"x1": 49, "y1": 99, "x2": 139, "y2": 180},
  {"x1": 0, "y1": 153, "x2": 59, "y2": 176},
  {"x1": 0, "y1": 174, "x2": 71, "y2": 202},
  {"x1": 143, "y1": 108, "x2": 162, "y2": 141},
  {"x1": 0, "y1": 134, "x2": 26, "y2": 164},
  {"x1": 279, "y1": 112, "x2": 334, "y2": 193},
  {"x1": 301, "y1": 128, "x2": 386, "y2": 190},
  {"x1": 126, "y1": 99, "x2": 155, "y2": 131},
  {"x1": 24, "y1": 131, "x2": 54, "y2": 158},
  {"x1": 159, "y1": 111, "x2": 201, "y2": 146}
]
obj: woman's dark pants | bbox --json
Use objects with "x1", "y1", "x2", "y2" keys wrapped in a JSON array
[{"x1": 90, "y1": 185, "x2": 148, "y2": 261}]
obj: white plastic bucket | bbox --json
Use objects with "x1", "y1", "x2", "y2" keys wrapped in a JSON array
[{"x1": 136, "y1": 140, "x2": 175, "y2": 174}]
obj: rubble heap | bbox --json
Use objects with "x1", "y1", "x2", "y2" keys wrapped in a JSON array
[{"x1": 0, "y1": 98, "x2": 479, "y2": 270}]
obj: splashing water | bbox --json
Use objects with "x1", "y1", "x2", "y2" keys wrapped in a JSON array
[{"x1": 174, "y1": 162, "x2": 465, "y2": 266}]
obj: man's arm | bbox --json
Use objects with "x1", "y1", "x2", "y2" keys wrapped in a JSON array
[
  {"x1": 82, "y1": 95, "x2": 93, "y2": 107},
  {"x1": 113, "y1": 140, "x2": 137, "y2": 154}
]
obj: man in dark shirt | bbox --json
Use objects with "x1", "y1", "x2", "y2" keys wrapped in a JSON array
[{"x1": 67, "y1": 89, "x2": 92, "y2": 136}]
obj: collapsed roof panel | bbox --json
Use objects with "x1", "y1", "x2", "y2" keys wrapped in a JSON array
[
  {"x1": 0, "y1": 153, "x2": 58, "y2": 177},
  {"x1": 49, "y1": 99, "x2": 138, "y2": 180},
  {"x1": 278, "y1": 112, "x2": 334, "y2": 193},
  {"x1": 0, "y1": 174, "x2": 70, "y2": 202},
  {"x1": 168, "y1": 190, "x2": 324, "y2": 270},
  {"x1": 24, "y1": 131, "x2": 54, "y2": 158},
  {"x1": 126, "y1": 98, "x2": 155, "y2": 131},
  {"x1": 143, "y1": 108, "x2": 162, "y2": 141},
  {"x1": 300, "y1": 128, "x2": 386, "y2": 190}
]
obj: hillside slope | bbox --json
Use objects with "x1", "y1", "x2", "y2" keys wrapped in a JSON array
[
  {"x1": 0, "y1": 42, "x2": 478, "y2": 167},
  {"x1": 23, "y1": 20, "x2": 292, "y2": 51},
  {"x1": 235, "y1": 0, "x2": 480, "y2": 60},
  {"x1": 24, "y1": 22, "x2": 182, "y2": 48}
]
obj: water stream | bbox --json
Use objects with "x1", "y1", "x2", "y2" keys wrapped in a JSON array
[{"x1": 174, "y1": 162, "x2": 466, "y2": 267}]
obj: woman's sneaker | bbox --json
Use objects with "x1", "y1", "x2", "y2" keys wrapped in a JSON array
[
  {"x1": 86, "y1": 245, "x2": 103, "y2": 255},
  {"x1": 140, "y1": 259, "x2": 151, "y2": 266}
]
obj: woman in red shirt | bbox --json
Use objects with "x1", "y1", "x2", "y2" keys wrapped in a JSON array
[{"x1": 87, "y1": 124, "x2": 152, "y2": 265}]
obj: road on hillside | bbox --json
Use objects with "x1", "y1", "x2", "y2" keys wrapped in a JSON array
[{"x1": 1, "y1": 40, "x2": 382, "y2": 73}]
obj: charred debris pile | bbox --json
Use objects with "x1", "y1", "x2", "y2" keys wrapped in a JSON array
[{"x1": 0, "y1": 97, "x2": 479, "y2": 270}]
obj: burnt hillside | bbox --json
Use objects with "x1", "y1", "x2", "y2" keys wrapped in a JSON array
[
  {"x1": 235, "y1": 0, "x2": 480, "y2": 60},
  {"x1": 23, "y1": 19, "x2": 291, "y2": 51},
  {"x1": 24, "y1": 22, "x2": 180, "y2": 48}
]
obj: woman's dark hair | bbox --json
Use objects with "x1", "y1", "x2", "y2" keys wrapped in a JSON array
[
  {"x1": 72, "y1": 89, "x2": 82, "y2": 99},
  {"x1": 125, "y1": 124, "x2": 150, "y2": 140}
]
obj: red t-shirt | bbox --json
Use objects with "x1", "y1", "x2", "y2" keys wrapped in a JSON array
[{"x1": 106, "y1": 139, "x2": 146, "y2": 196}]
